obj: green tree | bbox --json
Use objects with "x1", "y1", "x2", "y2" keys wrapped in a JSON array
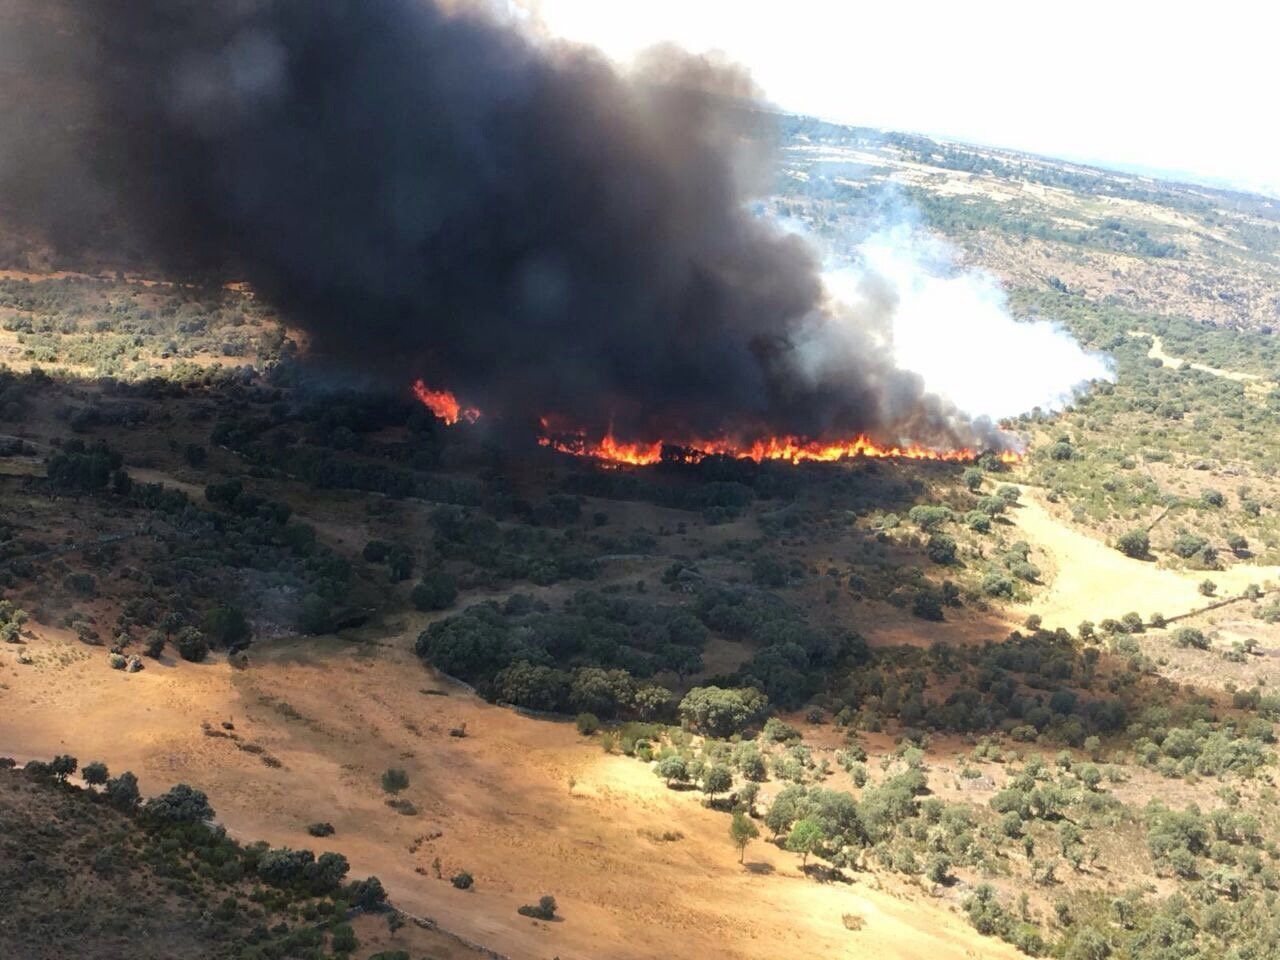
[
  {"x1": 204, "y1": 605, "x2": 251, "y2": 648},
  {"x1": 926, "y1": 853, "x2": 953, "y2": 884},
  {"x1": 908, "y1": 505, "x2": 953, "y2": 531},
  {"x1": 926, "y1": 534, "x2": 958, "y2": 565},
  {"x1": 174, "y1": 626, "x2": 209, "y2": 663},
  {"x1": 104, "y1": 771, "x2": 140, "y2": 810},
  {"x1": 49, "y1": 755, "x2": 78, "y2": 781},
  {"x1": 703, "y1": 763, "x2": 733, "y2": 801},
  {"x1": 145, "y1": 784, "x2": 214, "y2": 823},
  {"x1": 786, "y1": 818, "x2": 824, "y2": 867},
  {"x1": 677, "y1": 686, "x2": 768, "y2": 738},
  {"x1": 730, "y1": 810, "x2": 759, "y2": 863},
  {"x1": 143, "y1": 631, "x2": 166, "y2": 658},
  {"x1": 656, "y1": 755, "x2": 690, "y2": 787}
]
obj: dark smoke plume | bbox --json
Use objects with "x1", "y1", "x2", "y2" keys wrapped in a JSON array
[{"x1": 0, "y1": 0, "x2": 1002, "y2": 449}]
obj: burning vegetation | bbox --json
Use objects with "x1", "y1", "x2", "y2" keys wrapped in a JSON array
[
  {"x1": 411, "y1": 380, "x2": 481, "y2": 426},
  {"x1": 4, "y1": 0, "x2": 1027, "y2": 461},
  {"x1": 413, "y1": 382, "x2": 1020, "y2": 466}
]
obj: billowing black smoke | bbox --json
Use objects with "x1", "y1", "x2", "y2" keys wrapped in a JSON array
[{"x1": 0, "y1": 0, "x2": 1001, "y2": 450}]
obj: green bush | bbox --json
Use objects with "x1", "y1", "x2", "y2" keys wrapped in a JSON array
[
  {"x1": 517, "y1": 894, "x2": 557, "y2": 920},
  {"x1": 1172, "y1": 627, "x2": 1208, "y2": 649},
  {"x1": 1115, "y1": 528, "x2": 1149, "y2": 558},
  {"x1": 380, "y1": 768, "x2": 409, "y2": 794},
  {"x1": 412, "y1": 571, "x2": 458, "y2": 611}
]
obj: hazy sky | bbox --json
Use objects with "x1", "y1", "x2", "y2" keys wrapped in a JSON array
[{"x1": 526, "y1": 0, "x2": 1280, "y2": 196}]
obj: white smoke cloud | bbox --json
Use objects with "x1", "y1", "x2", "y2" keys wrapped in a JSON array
[{"x1": 821, "y1": 222, "x2": 1113, "y2": 421}]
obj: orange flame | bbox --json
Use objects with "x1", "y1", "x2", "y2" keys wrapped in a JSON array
[
  {"x1": 410, "y1": 382, "x2": 1021, "y2": 466},
  {"x1": 412, "y1": 379, "x2": 480, "y2": 425},
  {"x1": 537, "y1": 425, "x2": 1021, "y2": 467}
]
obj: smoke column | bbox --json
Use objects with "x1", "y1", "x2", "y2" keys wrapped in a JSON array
[
  {"x1": 824, "y1": 224, "x2": 1114, "y2": 420},
  {"x1": 0, "y1": 0, "x2": 1019, "y2": 450}
]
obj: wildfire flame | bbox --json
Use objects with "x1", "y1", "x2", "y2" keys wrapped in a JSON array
[
  {"x1": 410, "y1": 381, "x2": 1020, "y2": 466},
  {"x1": 411, "y1": 379, "x2": 480, "y2": 425},
  {"x1": 537, "y1": 421, "x2": 1021, "y2": 467}
]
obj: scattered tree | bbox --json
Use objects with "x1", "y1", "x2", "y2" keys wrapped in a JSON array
[{"x1": 730, "y1": 810, "x2": 760, "y2": 863}]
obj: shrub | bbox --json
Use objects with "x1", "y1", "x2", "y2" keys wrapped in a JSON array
[
  {"x1": 144, "y1": 784, "x2": 215, "y2": 823},
  {"x1": 926, "y1": 853, "x2": 953, "y2": 883},
  {"x1": 380, "y1": 768, "x2": 410, "y2": 794},
  {"x1": 82, "y1": 761, "x2": 109, "y2": 786},
  {"x1": 575, "y1": 713, "x2": 600, "y2": 735},
  {"x1": 307, "y1": 822, "x2": 336, "y2": 837},
  {"x1": 912, "y1": 591, "x2": 944, "y2": 621},
  {"x1": 1011, "y1": 561, "x2": 1041, "y2": 583},
  {"x1": 657, "y1": 755, "x2": 690, "y2": 787},
  {"x1": 348, "y1": 875, "x2": 388, "y2": 909},
  {"x1": 926, "y1": 534, "x2": 957, "y2": 565},
  {"x1": 174, "y1": 627, "x2": 208, "y2": 663},
  {"x1": 965, "y1": 510, "x2": 992, "y2": 533},
  {"x1": 977, "y1": 496, "x2": 1007, "y2": 517},
  {"x1": 451, "y1": 871, "x2": 474, "y2": 890},
  {"x1": 908, "y1": 505, "x2": 953, "y2": 531},
  {"x1": 1173, "y1": 627, "x2": 1209, "y2": 649},
  {"x1": 1115, "y1": 529, "x2": 1149, "y2": 558},
  {"x1": 412, "y1": 571, "x2": 458, "y2": 611},
  {"x1": 1199, "y1": 579, "x2": 1217, "y2": 597},
  {"x1": 204, "y1": 606, "x2": 251, "y2": 649},
  {"x1": 981, "y1": 572, "x2": 1014, "y2": 598},
  {"x1": 763, "y1": 717, "x2": 802, "y2": 743},
  {"x1": 296, "y1": 594, "x2": 334, "y2": 634},
  {"x1": 330, "y1": 923, "x2": 357, "y2": 953},
  {"x1": 1171, "y1": 533, "x2": 1208, "y2": 559},
  {"x1": 104, "y1": 771, "x2": 140, "y2": 809},
  {"x1": 517, "y1": 895, "x2": 557, "y2": 920}
]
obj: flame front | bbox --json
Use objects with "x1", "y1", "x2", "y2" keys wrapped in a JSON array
[
  {"x1": 537, "y1": 424, "x2": 1021, "y2": 467},
  {"x1": 412, "y1": 379, "x2": 480, "y2": 425},
  {"x1": 412, "y1": 381, "x2": 1020, "y2": 466}
]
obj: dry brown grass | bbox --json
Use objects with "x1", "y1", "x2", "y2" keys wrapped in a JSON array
[{"x1": 0, "y1": 625, "x2": 1020, "y2": 960}]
